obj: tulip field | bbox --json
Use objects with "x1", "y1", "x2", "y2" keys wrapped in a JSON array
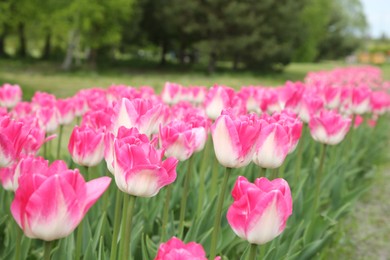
[{"x1": 0, "y1": 65, "x2": 389, "y2": 259}]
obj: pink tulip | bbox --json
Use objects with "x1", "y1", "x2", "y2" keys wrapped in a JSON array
[
  {"x1": 72, "y1": 92, "x2": 89, "y2": 117},
  {"x1": 159, "y1": 121, "x2": 207, "y2": 161},
  {"x1": 309, "y1": 110, "x2": 351, "y2": 145},
  {"x1": 0, "y1": 163, "x2": 16, "y2": 190},
  {"x1": 161, "y1": 82, "x2": 183, "y2": 105},
  {"x1": 0, "y1": 83, "x2": 22, "y2": 108},
  {"x1": 114, "y1": 98, "x2": 166, "y2": 136},
  {"x1": 0, "y1": 155, "x2": 48, "y2": 191},
  {"x1": 298, "y1": 92, "x2": 324, "y2": 123},
  {"x1": 204, "y1": 85, "x2": 236, "y2": 120},
  {"x1": 35, "y1": 107, "x2": 59, "y2": 133},
  {"x1": 322, "y1": 86, "x2": 341, "y2": 109},
  {"x1": 113, "y1": 127, "x2": 178, "y2": 197},
  {"x1": 351, "y1": 86, "x2": 371, "y2": 114},
  {"x1": 10, "y1": 160, "x2": 111, "y2": 241},
  {"x1": 68, "y1": 125, "x2": 105, "y2": 167},
  {"x1": 82, "y1": 107, "x2": 113, "y2": 131},
  {"x1": 0, "y1": 116, "x2": 29, "y2": 167},
  {"x1": 10, "y1": 102, "x2": 33, "y2": 119},
  {"x1": 252, "y1": 120, "x2": 290, "y2": 169},
  {"x1": 189, "y1": 86, "x2": 207, "y2": 105},
  {"x1": 211, "y1": 110, "x2": 262, "y2": 168},
  {"x1": 271, "y1": 111, "x2": 302, "y2": 154},
  {"x1": 227, "y1": 176, "x2": 292, "y2": 245},
  {"x1": 56, "y1": 98, "x2": 75, "y2": 125},
  {"x1": 371, "y1": 91, "x2": 390, "y2": 115},
  {"x1": 155, "y1": 237, "x2": 220, "y2": 260}
]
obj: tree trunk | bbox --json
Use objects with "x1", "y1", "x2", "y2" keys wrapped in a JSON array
[
  {"x1": 18, "y1": 22, "x2": 27, "y2": 58},
  {"x1": 207, "y1": 51, "x2": 217, "y2": 75},
  {"x1": 61, "y1": 30, "x2": 79, "y2": 71},
  {"x1": 160, "y1": 41, "x2": 167, "y2": 66},
  {"x1": 42, "y1": 31, "x2": 51, "y2": 60}
]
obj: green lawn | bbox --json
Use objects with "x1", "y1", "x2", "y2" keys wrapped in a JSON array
[{"x1": 0, "y1": 59, "x2": 358, "y2": 99}]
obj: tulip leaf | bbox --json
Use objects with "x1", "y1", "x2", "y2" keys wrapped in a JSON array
[{"x1": 92, "y1": 211, "x2": 107, "y2": 250}]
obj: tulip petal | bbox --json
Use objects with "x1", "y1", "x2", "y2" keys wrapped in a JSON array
[{"x1": 83, "y1": 176, "x2": 112, "y2": 213}]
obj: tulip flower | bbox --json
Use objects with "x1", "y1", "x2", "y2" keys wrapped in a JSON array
[
  {"x1": 298, "y1": 92, "x2": 324, "y2": 123},
  {"x1": 309, "y1": 110, "x2": 351, "y2": 145},
  {"x1": 0, "y1": 116, "x2": 36, "y2": 167},
  {"x1": 56, "y1": 98, "x2": 75, "y2": 125},
  {"x1": 204, "y1": 85, "x2": 236, "y2": 120},
  {"x1": 10, "y1": 160, "x2": 111, "y2": 241},
  {"x1": 351, "y1": 86, "x2": 371, "y2": 115},
  {"x1": 113, "y1": 98, "x2": 166, "y2": 136},
  {"x1": 159, "y1": 121, "x2": 207, "y2": 161},
  {"x1": 0, "y1": 83, "x2": 22, "y2": 108},
  {"x1": 211, "y1": 109, "x2": 262, "y2": 168},
  {"x1": 161, "y1": 82, "x2": 183, "y2": 105},
  {"x1": 252, "y1": 121, "x2": 290, "y2": 169},
  {"x1": 113, "y1": 127, "x2": 178, "y2": 197},
  {"x1": 155, "y1": 237, "x2": 220, "y2": 260},
  {"x1": 68, "y1": 125, "x2": 105, "y2": 167},
  {"x1": 0, "y1": 155, "x2": 48, "y2": 191},
  {"x1": 227, "y1": 176, "x2": 293, "y2": 245}
]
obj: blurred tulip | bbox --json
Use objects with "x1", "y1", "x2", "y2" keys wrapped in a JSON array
[
  {"x1": 204, "y1": 85, "x2": 236, "y2": 120},
  {"x1": 155, "y1": 237, "x2": 220, "y2": 260},
  {"x1": 211, "y1": 110, "x2": 261, "y2": 168},
  {"x1": 0, "y1": 155, "x2": 48, "y2": 191},
  {"x1": 68, "y1": 125, "x2": 105, "y2": 167},
  {"x1": 161, "y1": 82, "x2": 183, "y2": 105},
  {"x1": 252, "y1": 120, "x2": 290, "y2": 169},
  {"x1": 113, "y1": 127, "x2": 178, "y2": 197},
  {"x1": 227, "y1": 176, "x2": 292, "y2": 245},
  {"x1": 10, "y1": 160, "x2": 111, "y2": 241},
  {"x1": 114, "y1": 98, "x2": 166, "y2": 136},
  {"x1": 159, "y1": 121, "x2": 207, "y2": 161},
  {"x1": 309, "y1": 110, "x2": 351, "y2": 145},
  {"x1": 0, "y1": 116, "x2": 33, "y2": 167},
  {"x1": 56, "y1": 98, "x2": 75, "y2": 125},
  {"x1": 298, "y1": 91, "x2": 324, "y2": 123},
  {"x1": 0, "y1": 83, "x2": 22, "y2": 108}
]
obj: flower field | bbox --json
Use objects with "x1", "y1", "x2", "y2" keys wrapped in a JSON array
[{"x1": 0, "y1": 66, "x2": 389, "y2": 259}]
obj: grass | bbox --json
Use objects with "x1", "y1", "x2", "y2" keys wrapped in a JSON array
[{"x1": 0, "y1": 59, "x2": 354, "y2": 99}]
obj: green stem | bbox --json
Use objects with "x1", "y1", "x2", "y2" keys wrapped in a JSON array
[
  {"x1": 248, "y1": 243, "x2": 258, "y2": 260},
  {"x1": 314, "y1": 143, "x2": 327, "y2": 212},
  {"x1": 258, "y1": 166, "x2": 265, "y2": 177},
  {"x1": 110, "y1": 188, "x2": 124, "y2": 260},
  {"x1": 197, "y1": 139, "x2": 211, "y2": 217},
  {"x1": 118, "y1": 194, "x2": 129, "y2": 259},
  {"x1": 161, "y1": 185, "x2": 173, "y2": 242},
  {"x1": 43, "y1": 135, "x2": 47, "y2": 158},
  {"x1": 120, "y1": 195, "x2": 137, "y2": 260},
  {"x1": 210, "y1": 157, "x2": 219, "y2": 199},
  {"x1": 14, "y1": 226, "x2": 22, "y2": 260},
  {"x1": 75, "y1": 219, "x2": 84, "y2": 260},
  {"x1": 178, "y1": 156, "x2": 194, "y2": 238},
  {"x1": 43, "y1": 240, "x2": 53, "y2": 260},
  {"x1": 295, "y1": 123, "x2": 306, "y2": 182},
  {"x1": 56, "y1": 124, "x2": 64, "y2": 159},
  {"x1": 209, "y1": 167, "x2": 232, "y2": 260},
  {"x1": 272, "y1": 167, "x2": 279, "y2": 178},
  {"x1": 196, "y1": 163, "x2": 206, "y2": 217}
]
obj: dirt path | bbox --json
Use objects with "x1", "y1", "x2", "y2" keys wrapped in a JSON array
[{"x1": 328, "y1": 165, "x2": 390, "y2": 259}]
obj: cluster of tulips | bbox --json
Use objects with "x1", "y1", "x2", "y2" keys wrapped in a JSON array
[{"x1": 0, "y1": 65, "x2": 389, "y2": 259}]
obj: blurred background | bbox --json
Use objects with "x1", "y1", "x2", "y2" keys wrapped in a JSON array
[
  {"x1": 0, "y1": 0, "x2": 389, "y2": 98},
  {"x1": 0, "y1": 0, "x2": 389, "y2": 71}
]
